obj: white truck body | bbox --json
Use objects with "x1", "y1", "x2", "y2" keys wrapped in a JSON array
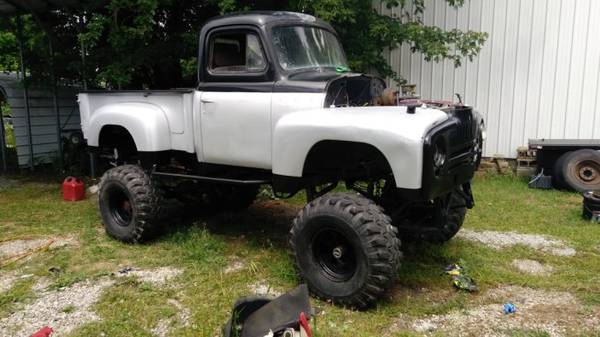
[
  {"x1": 85, "y1": 12, "x2": 483, "y2": 310},
  {"x1": 79, "y1": 11, "x2": 483, "y2": 199},
  {"x1": 79, "y1": 90, "x2": 449, "y2": 189}
]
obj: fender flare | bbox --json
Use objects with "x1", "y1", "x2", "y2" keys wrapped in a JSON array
[
  {"x1": 271, "y1": 107, "x2": 441, "y2": 189},
  {"x1": 87, "y1": 102, "x2": 172, "y2": 152}
]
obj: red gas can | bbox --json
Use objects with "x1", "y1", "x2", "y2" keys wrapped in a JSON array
[
  {"x1": 63, "y1": 177, "x2": 85, "y2": 201},
  {"x1": 29, "y1": 326, "x2": 53, "y2": 337}
]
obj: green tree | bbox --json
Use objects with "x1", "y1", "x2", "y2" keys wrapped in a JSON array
[
  {"x1": 77, "y1": 0, "x2": 222, "y2": 89},
  {"x1": 0, "y1": 30, "x2": 18, "y2": 74},
  {"x1": 0, "y1": 0, "x2": 486, "y2": 89},
  {"x1": 279, "y1": 0, "x2": 487, "y2": 84},
  {"x1": 0, "y1": 14, "x2": 85, "y2": 86}
]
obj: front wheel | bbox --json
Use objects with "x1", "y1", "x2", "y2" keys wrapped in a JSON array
[
  {"x1": 289, "y1": 192, "x2": 402, "y2": 309},
  {"x1": 98, "y1": 165, "x2": 163, "y2": 243}
]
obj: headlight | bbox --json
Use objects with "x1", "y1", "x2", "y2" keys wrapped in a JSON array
[{"x1": 433, "y1": 138, "x2": 446, "y2": 168}]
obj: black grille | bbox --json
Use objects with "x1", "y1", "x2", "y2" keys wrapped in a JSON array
[{"x1": 452, "y1": 109, "x2": 474, "y2": 144}]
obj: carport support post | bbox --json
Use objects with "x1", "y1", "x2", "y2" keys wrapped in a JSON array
[
  {"x1": 0, "y1": 103, "x2": 6, "y2": 171},
  {"x1": 48, "y1": 38, "x2": 64, "y2": 170},
  {"x1": 16, "y1": 15, "x2": 34, "y2": 171}
]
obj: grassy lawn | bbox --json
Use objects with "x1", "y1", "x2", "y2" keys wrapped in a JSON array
[{"x1": 1, "y1": 173, "x2": 599, "y2": 337}]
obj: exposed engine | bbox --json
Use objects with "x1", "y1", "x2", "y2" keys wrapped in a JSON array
[
  {"x1": 324, "y1": 74, "x2": 467, "y2": 111},
  {"x1": 324, "y1": 75, "x2": 387, "y2": 107}
]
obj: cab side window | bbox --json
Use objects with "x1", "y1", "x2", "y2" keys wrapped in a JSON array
[{"x1": 208, "y1": 31, "x2": 266, "y2": 74}]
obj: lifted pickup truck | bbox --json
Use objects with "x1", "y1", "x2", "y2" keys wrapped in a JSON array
[{"x1": 79, "y1": 11, "x2": 485, "y2": 308}]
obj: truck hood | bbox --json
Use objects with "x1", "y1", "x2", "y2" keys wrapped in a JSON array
[{"x1": 276, "y1": 105, "x2": 449, "y2": 145}]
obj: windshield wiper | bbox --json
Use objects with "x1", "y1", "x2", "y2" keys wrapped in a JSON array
[{"x1": 288, "y1": 66, "x2": 337, "y2": 76}]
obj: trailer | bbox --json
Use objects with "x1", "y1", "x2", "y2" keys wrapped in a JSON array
[{"x1": 529, "y1": 139, "x2": 600, "y2": 192}]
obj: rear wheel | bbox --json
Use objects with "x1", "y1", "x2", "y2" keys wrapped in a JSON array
[
  {"x1": 289, "y1": 192, "x2": 401, "y2": 309},
  {"x1": 556, "y1": 149, "x2": 600, "y2": 192},
  {"x1": 99, "y1": 165, "x2": 162, "y2": 243}
]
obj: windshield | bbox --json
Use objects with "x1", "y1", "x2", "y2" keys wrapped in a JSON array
[{"x1": 272, "y1": 26, "x2": 348, "y2": 71}]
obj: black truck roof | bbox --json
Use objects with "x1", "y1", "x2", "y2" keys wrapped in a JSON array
[
  {"x1": 197, "y1": 11, "x2": 345, "y2": 89},
  {"x1": 202, "y1": 11, "x2": 335, "y2": 31}
]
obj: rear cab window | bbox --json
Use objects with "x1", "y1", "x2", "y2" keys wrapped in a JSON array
[{"x1": 208, "y1": 31, "x2": 267, "y2": 74}]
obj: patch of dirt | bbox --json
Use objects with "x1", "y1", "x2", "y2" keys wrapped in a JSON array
[
  {"x1": 151, "y1": 319, "x2": 171, "y2": 337},
  {"x1": 223, "y1": 259, "x2": 246, "y2": 274},
  {"x1": 253, "y1": 200, "x2": 300, "y2": 215},
  {"x1": 0, "y1": 271, "x2": 22, "y2": 293},
  {"x1": 248, "y1": 280, "x2": 282, "y2": 297},
  {"x1": 0, "y1": 278, "x2": 114, "y2": 337},
  {"x1": 248, "y1": 201, "x2": 300, "y2": 226},
  {"x1": 31, "y1": 277, "x2": 52, "y2": 292},
  {"x1": 114, "y1": 267, "x2": 183, "y2": 285},
  {"x1": 457, "y1": 230, "x2": 576, "y2": 256},
  {"x1": 0, "y1": 236, "x2": 78, "y2": 260},
  {"x1": 389, "y1": 286, "x2": 600, "y2": 337},
  {"x1": 511, "y1": 259, "x2": 553, "y2": 275},
  {"x1": 167, "y1": 299, "x2": 191, "y2": 327}
]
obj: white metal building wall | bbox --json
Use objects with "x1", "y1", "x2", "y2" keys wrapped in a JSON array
[{"x1": 380, "y1": 0, "x2": 600, "y2": 158}]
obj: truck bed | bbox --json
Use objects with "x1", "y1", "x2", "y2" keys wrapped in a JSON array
[{"x1": 78, "y1": 89, "x2": 196, "y2": 154}]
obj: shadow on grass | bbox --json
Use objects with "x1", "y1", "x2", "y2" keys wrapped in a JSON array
[
  {"x1": 396, "y1": 242, "x2": 462, "y2": 287},
  {"x1": 154, "y1": 200, "x2": 297, "y2": 249},
  {"x1": 153, "y1": 198, "x2": 466, "y2": 288}
]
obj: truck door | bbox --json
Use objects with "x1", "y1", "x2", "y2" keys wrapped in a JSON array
[{"x1": 199, "y1": 28, "x2": 273, "y2": 170}]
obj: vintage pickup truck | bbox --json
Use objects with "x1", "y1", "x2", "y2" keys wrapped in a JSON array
[{"x1": 79, "y1": 11, "x2": 485, "y2": 308}]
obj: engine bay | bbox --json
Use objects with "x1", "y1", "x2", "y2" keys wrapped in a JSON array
[
  {"x1": 324, "y1": 75, "x2": 387, "y2": 107},
  {"x1": 324, "y1": 74, "x2": 466, "y2": 111}
]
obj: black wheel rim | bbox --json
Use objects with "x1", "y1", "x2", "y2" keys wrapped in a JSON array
[
  {"x1": 311, "y1": 227, "x2": 357, "y2": 282},
  {"x1": 106, "y1": 185, "x2": 133, "y2": 227}
]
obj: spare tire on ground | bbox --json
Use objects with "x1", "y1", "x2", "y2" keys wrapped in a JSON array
[
  {"x1": 583, "y1": 191, "x2": 600, "y2": 221},
  {"x1": 554, "y1": 149, "x2": 600, "y2": 192}
]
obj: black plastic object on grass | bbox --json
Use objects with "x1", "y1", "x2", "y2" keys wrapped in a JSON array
[
  {"x1": 528, "y1": 170, "x2": 553, "y2": 190},
  {"x1": 583, "y1": 191, "x2": 600, "y2": 222},
  {"x1": 222, "y1": 284, "x2": 312, "y2": 337}
]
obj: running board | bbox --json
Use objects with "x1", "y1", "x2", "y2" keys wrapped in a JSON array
[{"x1": 151, "y1": 171, "x2": 270, "y2": 185}]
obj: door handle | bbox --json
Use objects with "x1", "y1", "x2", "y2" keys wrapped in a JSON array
[{"x1": 201, "y1": 99, "x2": 214, "y2": 104}]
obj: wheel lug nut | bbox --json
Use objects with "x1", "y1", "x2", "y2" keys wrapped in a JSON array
[{"x1": 332, "y1": 246, "x2": 344, "y2": 259}]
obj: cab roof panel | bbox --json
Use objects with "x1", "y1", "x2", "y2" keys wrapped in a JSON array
[{"x1": 203, "y1": 11, "x2": 334, "y2": 31}]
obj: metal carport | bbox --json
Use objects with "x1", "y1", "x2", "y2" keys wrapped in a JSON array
[{"x1": 0, "y1": 0, "x2": 97, "y2": 171}]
